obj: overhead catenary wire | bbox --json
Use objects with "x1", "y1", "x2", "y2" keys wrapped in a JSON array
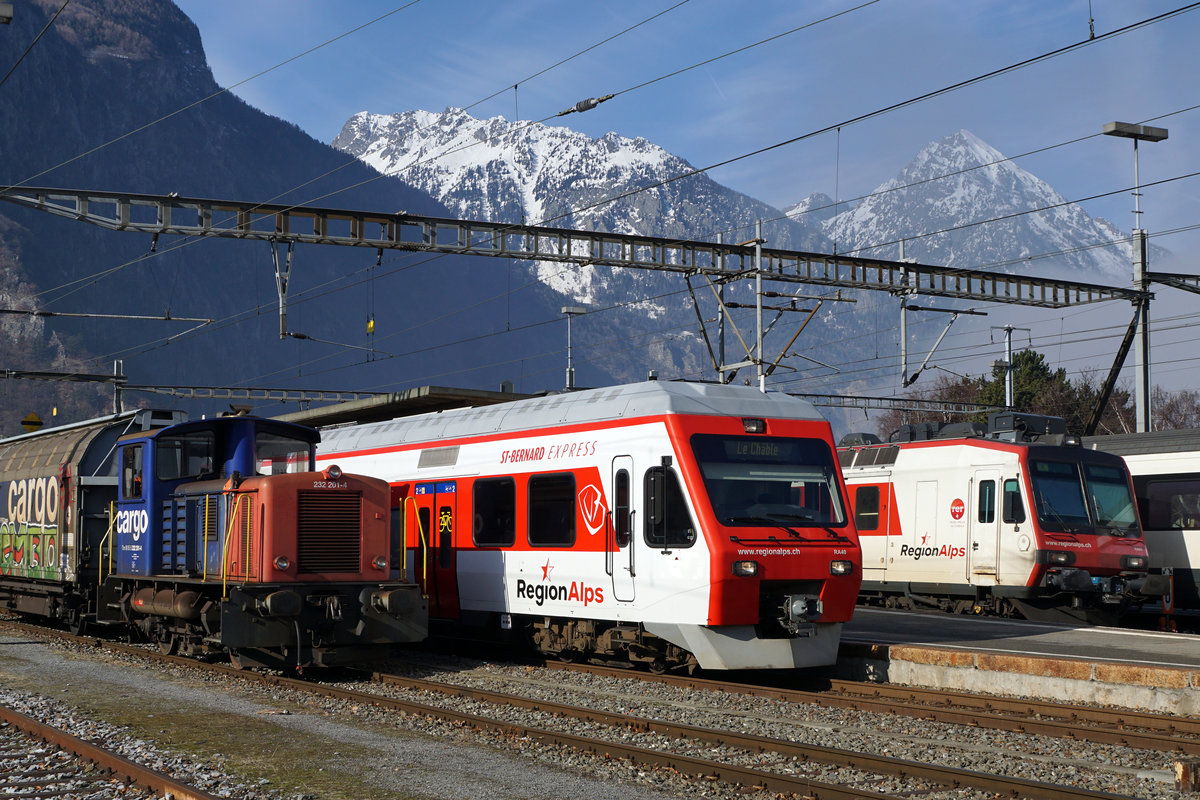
[
  {"x1": 21, "y1": 2, "x2": 1185, "y2": 308},
  {"x1": 0, "y1": 0, "x2": 69, "y2": 91},
  {"x1": 11, "y1": 0, "x2": 1200, "y2": 400}
]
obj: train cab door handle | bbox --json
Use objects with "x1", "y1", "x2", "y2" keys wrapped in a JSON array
[{"x1": 972, "y1": 542, "x2": 979, "y2": 550}]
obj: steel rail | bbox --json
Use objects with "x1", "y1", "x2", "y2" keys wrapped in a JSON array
[
  {"x1": 368, "y1": 671, "x2": 1138, "y2": 800},
  {"x1": 543, "y1": 661, "x2": 1200, "y2": 755},
  {"x1": 0, "y1": 620, "x2": 1134, "y2": 800},
  {"x1": 0, "y1": 701, "x2": 222, "y2": 800},
  {"x1": 0, "y1": 620, "x2": 1171, "y2": 799},
  {"x1": 825, "y1": 679, "x2": 1200, "y2": 738}
]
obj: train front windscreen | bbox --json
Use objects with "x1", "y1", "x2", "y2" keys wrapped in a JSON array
[
  {"x1": 1028, "y1": 455, "x2": 1140, "y2": 536},
  {"x1": 691, "y1": 434, "x2": 847, "y2": 528}
]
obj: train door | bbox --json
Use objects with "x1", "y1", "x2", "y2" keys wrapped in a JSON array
[
  {"x1": 906, "y1": 480, "x2": 939, "y2": 577},
  {"x1": 970, "y1": 470, "x2": 1000, "y2": 579},
  {"x1": 609, "y1": 456, "x2": 636, "y2": 601},
  {"x1": 412, "y1": 481, "x2": 461, "y2": 619}
]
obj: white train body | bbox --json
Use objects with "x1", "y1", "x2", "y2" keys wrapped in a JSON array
[
  {"x1": 317, "y1": 381, "x2": 862, "y2": 671},
  {"x1": 1084, "y1": 429, "x2": 1200, "y2": 615},
  {"x1": 839, "y1": 414, "x2": 1163, "y2": 621}
]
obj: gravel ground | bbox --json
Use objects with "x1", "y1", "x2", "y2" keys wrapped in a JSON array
[
  {"x1": 0, "y1": 634, "x2": 681, "y2": 800},
  {"x1": 0, "y1": 634, "x2": 1189, "y2": 799}
]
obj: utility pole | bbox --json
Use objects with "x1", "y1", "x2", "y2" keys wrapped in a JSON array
[
  {"x1": 755, "y1": 220, "x2": 765, "y2": 393},
  {"x1": 991, "y1": 325, "x2": 1030, "y2": 408},
  {"x1": 1103, "y1": 121, "x2": 1167, "y2": 432},
  {"x1": 561, "y1": 306, "x2": 585, "y2": 390}
]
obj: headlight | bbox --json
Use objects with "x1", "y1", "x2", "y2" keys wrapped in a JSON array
[
  {"x1": 1042, "y1": 550, "x2": 1074, "y2": 566},
  {"x1": 732, "y1": 560, "x2": 759, "y2": 577},
  {"x1": 325, "y1": 464, "x2": 343, "y2": 480},
  {"x1": 273, "y1": 555, "x2": 291, "y2": 571},
  {"x1": 372, "y1": 556, "x2": 388, "y2": 570},
  {"x1": 830, "y1": 559, "x2": 854, "y2": 575},
  {"x1": 1121, "y1": 555, "x2": 1147, "y2": 570}
]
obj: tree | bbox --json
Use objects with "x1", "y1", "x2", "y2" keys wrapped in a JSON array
[
  {"x1": 874, "y1": 348, "x2": 1139, "y2": 438},
  {"x1": 1152, "y1": 386, "x2": 1200, "y2": 430}
]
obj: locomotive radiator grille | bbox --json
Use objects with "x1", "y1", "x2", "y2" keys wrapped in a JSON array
[{"x1": 297, "y1": 491, "x2": 362, "y2": 574}]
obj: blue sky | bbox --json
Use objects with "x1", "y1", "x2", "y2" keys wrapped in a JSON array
[
  {"x1": 175, "y1": 0, "x2": 1199, "y2": 242},
  {"x1": 173, "y1": 0, "x2": 1200, "y2": 397}
]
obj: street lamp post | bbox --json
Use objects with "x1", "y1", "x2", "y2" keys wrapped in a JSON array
[
  {"x1": 561, "y1": 306, "x2": 586, "y2": 390},
  {"x1": 1102, "y1": 121, "x2": 1167, "y2": 433}
]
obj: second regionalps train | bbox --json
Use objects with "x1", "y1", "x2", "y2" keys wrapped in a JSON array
[
  {"x1": 838, "y1": 413, "x2": 1167, "y2": 623},
  {"x1": 1083, "y1": 428, "x2": 1200, "y2": 624},
  {"x1": 316, "y1": 380, "x2": 862, "y2": 672},
  {"x1": 0, "y1": 409, "x2": 427, "y2": 670}
]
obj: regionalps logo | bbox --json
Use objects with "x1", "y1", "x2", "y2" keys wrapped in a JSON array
[
  {"x1": 899, "y1": 543, "x2": 966, "y2": 561},
  {"x1": 516, "y1": 559, "x2": 604, "y2": 606}
]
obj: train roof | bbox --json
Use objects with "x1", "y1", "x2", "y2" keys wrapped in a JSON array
[
  {"x1": 118, "y1": 414, "x2": 321, "y2": 445},
  {"x1": 1084, "y1": 428, "x2": 1200, "y2": 457},
  {"x1": 0, "y1": 408, "x2": 184, "y2": 482},
  {"x1": 318, "y1": 380, "x2": 826, "y2": 451}
]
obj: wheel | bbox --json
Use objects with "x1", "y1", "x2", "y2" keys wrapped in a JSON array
[
  {"x1": 65, "y1": 608, "x2": 87, "y2": 636},
  {"x1": 158, "y1": 634, "x2": 180, "y2": 655}
]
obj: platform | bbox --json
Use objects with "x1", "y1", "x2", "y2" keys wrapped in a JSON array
[{"x1": 836, "y1": 608, "x2": 1200, "y2": 714}]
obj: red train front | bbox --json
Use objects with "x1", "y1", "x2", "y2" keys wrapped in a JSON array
[{"x1": 840, "y1": 413, "x2": 1168, "y2": 622}]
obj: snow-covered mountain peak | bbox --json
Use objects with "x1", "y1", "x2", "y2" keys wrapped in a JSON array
[
  {"x1": 825, "y1": 129, "x2": 1138, "y2": 280},
  {"x1": 332, "y1": 107, "x2": 826, "y2": 307}
]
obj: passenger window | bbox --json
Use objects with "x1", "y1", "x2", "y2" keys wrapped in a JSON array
[
  {"x1": 978, "y1": 480, "x2": 996, "y2": 524},
  {"x1": 390, "y1": 505, "x2": 403, "y2": 579},
  {"x1": 1141, "y1": 475, "x2": 1200, "y2": 530},
  {"x1": 473, "y1": 477, "x2": 516, "y2": 547},
  {"x1": 644, "y1": 467, "x2": 695, "y2": 549},
  {"x1": 438, "y1": 504, "x2": 453, "y2": 568},
  {"x1": 416, "y1": 507, "x2": 432, "y2": 549},
  {"x1": 614, "y1": 469, "x2": 631, "y2": 547},
  {"x1": 854, "y1": 485, "x2": 880, "y2": 531},
  {"x1": 528, "y1": 473, "x2": 576, "y2": 547}
]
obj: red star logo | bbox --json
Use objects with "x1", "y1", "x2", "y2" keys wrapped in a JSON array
[
  {"x1": 541, "y1": 559, "x2": 554, "y2": 581},
  {"x1": 920, "y1": 535, "x2": 928, "y2": 545}
]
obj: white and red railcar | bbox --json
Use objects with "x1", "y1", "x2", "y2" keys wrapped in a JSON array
[
  {"x1": 1082, "y1": 428, "x2": 1200, "y2": 620},
  {"x1": 838, "y1": 413, "x2": 1166, "y2": 623},
  {"x1": 316, "y1": 381, "x2": 861, "y2": 671}
]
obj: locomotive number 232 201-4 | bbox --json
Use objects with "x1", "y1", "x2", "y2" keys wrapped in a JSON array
[{"x1": 311, "y1": 480, "x2": 349, "y2": 489}]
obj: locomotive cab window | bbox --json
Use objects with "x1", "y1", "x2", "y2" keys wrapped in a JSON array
[
  {"x1": 473, "y1": 477, "x2": 516, "y2": 547},
  {"x1": 528, "y1": 473, "x2": 576, "y2": 547},
  {"x1": 690, "y1": 433, "x2": 846, "y2": 527},
  {"x1": 1002, "y1": 478, "x2": 1026, "y2": 524},
  {"x1": 1082, "y1": 462, "x2": 1138, "y2": 533},
  {"x1": 256, "y1": 432, "x2": 313, "y2": 475},
  {"x1": 156, "y1": 430, "x2": 216, "y2": 481},
  {"x1": 121, "y1": 445, "x2": 145, "y2": 499},
  {"x1": 644, "y1": 467, "x2": 695, "y2": 548}
]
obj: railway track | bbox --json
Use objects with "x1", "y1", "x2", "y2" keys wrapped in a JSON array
[
  {"x1": 0, "y1": 619, "x2": 1182, "y2": 799},
  {"x1": 0, "y1": 697, "x2": 221, "y2": 800},
  {"x1": 539, "y1": 660, "x2": 1200, "y2": 756}
]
